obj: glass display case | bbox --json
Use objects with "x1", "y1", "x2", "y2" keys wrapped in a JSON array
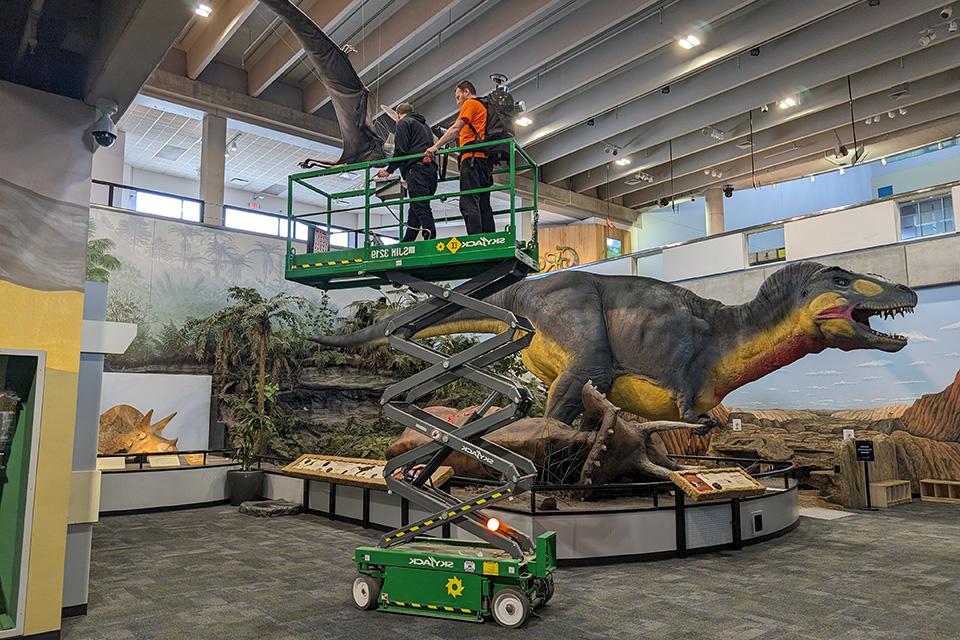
[{"x1": 0, "y1": 352, "x2": 41, "y2": 635}]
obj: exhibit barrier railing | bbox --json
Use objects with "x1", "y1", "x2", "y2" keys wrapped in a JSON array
[
  {"x1": 96, "y1": 448, "x2": 238, "y2": 470},
  {"x1": 450, "y1": 455, "x2": 794, "y2": 511}
]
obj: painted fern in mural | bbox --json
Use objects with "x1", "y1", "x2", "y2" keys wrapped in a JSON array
[{"x1": 85, "y1": 223, "x2": 121, "y2": 283}]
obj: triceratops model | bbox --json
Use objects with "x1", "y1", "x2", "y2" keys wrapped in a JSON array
[
  {"x1": 98, "y1": 405, "x2": 178, "y2": 455},
  {"x1": 314, "y1": 262, "x2": 918, "y2": 427},
  {"x1": 387, "y1": 382, "x2": 700, "y2": 483}
]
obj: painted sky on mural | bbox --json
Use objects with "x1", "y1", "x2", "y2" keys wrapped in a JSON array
[{"x1": 726, "y1": 283, "x2": 960, "y2": 410}]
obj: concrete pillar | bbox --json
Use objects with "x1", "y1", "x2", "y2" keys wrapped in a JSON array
[
  {"x1": 705, "y1": 187, "x2": 725, "y2": 236},
  {"x1": 200, "y1": 113, "x2": 226, "y2": 226}
]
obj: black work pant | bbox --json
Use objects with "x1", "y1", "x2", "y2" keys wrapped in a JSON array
[
  {"x1": 401, "y1": 162, "x2": 438, "y2": 242},
  {"x1": 459, "y1": 156, "x2": 495, "y2": 234}
]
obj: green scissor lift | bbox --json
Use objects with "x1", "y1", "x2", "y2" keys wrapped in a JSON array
[{"x1": 284, "y1": 139, "x2": 556, "y2": 628}]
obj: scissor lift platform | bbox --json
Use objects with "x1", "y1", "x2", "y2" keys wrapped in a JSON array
[{"x1": 284, "y1": 139, "x2": 555, "y2": 628}]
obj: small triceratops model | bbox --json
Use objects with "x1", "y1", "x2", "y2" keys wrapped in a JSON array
[
  {"x1": 386, "y1": 382, "x2": 700, "y2": 484},
  {"x1": 98, "y1": 405, "x2": 178, "y2": 455}
]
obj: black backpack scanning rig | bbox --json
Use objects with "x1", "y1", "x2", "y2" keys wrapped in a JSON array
[{"x1": 463, "y1": 85, "x2": 524, "y2": 165}]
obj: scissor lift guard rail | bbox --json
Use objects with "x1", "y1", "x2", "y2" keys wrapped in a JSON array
[{"x1": 284, "y1": 139, "x2": 556, "y2": 628}]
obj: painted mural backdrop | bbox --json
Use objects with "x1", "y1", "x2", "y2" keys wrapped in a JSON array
[{"x1": 88, "y1": 206, "x2": 345, "y2": 368}]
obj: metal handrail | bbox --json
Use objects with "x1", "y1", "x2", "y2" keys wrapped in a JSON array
[{"x1": 286, "y1": 137, "x2": 538, "y2": 252}]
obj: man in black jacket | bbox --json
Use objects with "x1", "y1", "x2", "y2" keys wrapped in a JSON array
[{"x1": 377, "y1": 103, "x2": 439, "y2": 242}]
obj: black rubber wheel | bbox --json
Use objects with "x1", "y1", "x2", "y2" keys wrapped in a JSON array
[
  {"x1": 491, "y1": 587, "x2": 531, "y2": 628},
  {"x1": 351, "y1": 574, "x2": 380, "y2": 610},
  {"x1": 542, "y1": 574, "x2": 555, "y2": 604}
]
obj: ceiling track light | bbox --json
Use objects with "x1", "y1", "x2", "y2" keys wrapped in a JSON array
[
  {"x1": 938, "y1": 141, "x2": 945, "y2": 150},
  {"x1": 614, "y1": 157, "x2": 631, "y2": 166},
  {"x1": 777, "y1": 96, "x2": 798, "y2": 109},
  {"x1": 881, "y1": 157, "x2": 888, "y2": 165},
  {"x1": 898, "y1": 107, "x2": 908, "y2": 115},
  {"x1": 919, "y1": 28, "x2": 936, "y2": 47},
  {"x1": 677, "y1": 34, "x2": 701, "y2": 49},
  {"x1": 700, "y1": 126, "x2": 725, "y2": 141},
  {"x1": 195, "y1": 3, "x2": 212, "y2": 17},
  {"x1": 839, "y1": 167, "x2": 846, "y2": 176},
  {"x1": 625, "y1": 171, "x2": 654, "y2": 185},
  {"x1": 514, "y1": 115, "x2": 532, "y2": 127},
  {"x1": 810, "y1": 175, "x2": 816, "y2": 183}
]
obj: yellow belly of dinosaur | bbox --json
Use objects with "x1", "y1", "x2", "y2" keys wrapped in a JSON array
[{"x1": 609, "y1": 376, "x2": 680, "y2": 420}]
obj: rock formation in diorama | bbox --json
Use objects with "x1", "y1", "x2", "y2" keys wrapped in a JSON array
[
  {"x1": 314, "y1": 262, "x2": 918, "y2": 428},
  {"x1": 387, "y1": 382, "x2": 700, "y2": 483},
  {"x1": 98, "y1": 405, "x2": 178, "y2": 454},
  {"x1": 705, "y1": 368, "x2": 960, "y2": 504},
  {"x1": 900, "y1": 369, "x2": 960, "y2": 441}
]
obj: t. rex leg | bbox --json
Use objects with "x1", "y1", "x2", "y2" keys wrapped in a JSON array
[{"x1": 545, "y1": 357, "x2": 613, "y2": 425}]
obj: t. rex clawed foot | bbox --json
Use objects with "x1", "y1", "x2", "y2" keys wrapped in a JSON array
[{"x1": 693, "y1": 415, "x2": 722, "y2": 437}]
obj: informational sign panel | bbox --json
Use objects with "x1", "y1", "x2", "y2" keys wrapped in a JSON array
[
  {"x1": 670, "y1": 466, "x2": 767, "y2": 502},
  {"x1": 282, "y1": 454, "x2": 453, "y2": 490},
  {"x1": 855, "y1": 440, "x2": 876, "y2": 462},
  {"x1": 843, "y1": 428, "x2": 855, "y2": 441},
  {"x1": 732, "y1": 418, "x2": 742, "y2": 432}
]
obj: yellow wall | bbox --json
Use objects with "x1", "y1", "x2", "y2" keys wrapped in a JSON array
[{"x1": 0, "y1": 80, "x2": 92, "y2": 636}]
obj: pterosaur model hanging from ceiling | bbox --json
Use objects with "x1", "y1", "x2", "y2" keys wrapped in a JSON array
[{"x1": 259, "y1": 0, "x2": 386, "y2": 166}]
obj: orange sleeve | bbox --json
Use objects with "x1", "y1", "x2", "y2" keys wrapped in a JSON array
[{"x1": 458, "y1": 99, "x2": 480, "y2": 124}]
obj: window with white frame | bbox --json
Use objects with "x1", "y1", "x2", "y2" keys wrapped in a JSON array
[
  {"x1": 899, "y1": 194, "x2": 954, "y2": 240},
  {"x1": 134, "y1": 191, "x2": 202, "y2": 222},
  {"x1": 224, "y1": 207, "x2": 310, "y2": 240}
]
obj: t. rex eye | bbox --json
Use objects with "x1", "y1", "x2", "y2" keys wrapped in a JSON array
[{"x1": 833, "y1": 277, "x2": 849, "y2": 286}]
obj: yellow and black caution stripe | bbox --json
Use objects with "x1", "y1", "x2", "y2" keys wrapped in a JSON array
[
  {"x1": 290, "y1": 257, "x2": 364, "y2": 270},
  {"x1": 383, "y1": 488, "x2": 512, "y2": 543},
  {"x1": 388, "y1": 601, "x2": 472, "y2": 615}
]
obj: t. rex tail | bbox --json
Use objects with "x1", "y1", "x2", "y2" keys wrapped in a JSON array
[{"x1": 309, "y1": 290, "x2": 520, "y2": 348}]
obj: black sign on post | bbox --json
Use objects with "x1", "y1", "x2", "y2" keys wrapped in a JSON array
[
  {"x1": 855, "y1": 440, "x2": 877, "y2": 510},
  {"x1": 856, "y1": 440, "x2": 875, "y2": 462}
]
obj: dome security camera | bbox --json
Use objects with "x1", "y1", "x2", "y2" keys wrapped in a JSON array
[
  {"x1": 940, "y1": 6, "x2": 953, "y2": 20},
  {"x1": 92, "y1": 99, "x2": 119, "y2": 148},
  {"x1": 723, "y1": 185, "x2": 734, "y2": 198}
]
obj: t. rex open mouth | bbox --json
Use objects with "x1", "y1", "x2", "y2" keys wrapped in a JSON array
[{"x1": 816, "y1": 302, "x2": 915, "y2": 343}]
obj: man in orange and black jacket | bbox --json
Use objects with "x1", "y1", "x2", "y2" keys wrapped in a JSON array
[{"x1": 425, "y1": 80, "x2": 495, "y2": 235}]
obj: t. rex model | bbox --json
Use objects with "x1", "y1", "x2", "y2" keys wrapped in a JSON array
[{"x1": 313, "y1": 262, "x2": 918, "y2": 426}]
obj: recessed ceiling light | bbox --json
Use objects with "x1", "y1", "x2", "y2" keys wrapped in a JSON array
[
  {"x1": 677, "y1": 34, "x2": 701, "y2": 49},
  {"x1": 614, "y1": 158, "x2": 631, "y2": 166},
  {"x1": 195, "y1": 3, "x2": 212, "y2": 17},
  {"x1": 514, "y1": 116, "x2": 532, "y2": 127},
  {"x1": 777, "y1": 96, "x2": 798, "y2": 109}
]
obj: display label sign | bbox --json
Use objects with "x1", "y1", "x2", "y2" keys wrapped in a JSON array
[
  {"x1": 669, "y1": 466, "x2": 767, "y2": 502},
  {"x1": 842, "y1": 428, "x2": 855, "y2": 441},
  {"x1": 855, "y1": 440, "x2": 875, "y2": 462},
  {"x1": 282, "y1": 453, "x2": 453, "y2": 489},
  {"x1": 732, "y1": 418, "x2": 742, "y2": 432}
]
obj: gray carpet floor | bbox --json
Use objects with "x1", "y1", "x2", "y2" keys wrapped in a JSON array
[{"x1": 62, "y1": 501, "x2": 960, "y2": 640}]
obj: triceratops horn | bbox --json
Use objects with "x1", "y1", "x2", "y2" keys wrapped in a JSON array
[
  {"x1": 138, "y1": 409, "x2": 155, "y2": 429},
  {"x1": 152, "y1": 412, "x2": 178, "y2": 433}
]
